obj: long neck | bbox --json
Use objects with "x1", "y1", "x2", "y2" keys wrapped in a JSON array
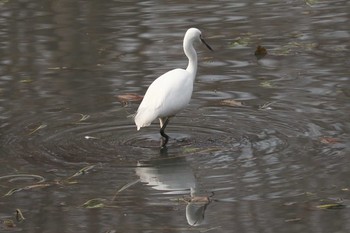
[{"x1": 184, "y1": 39, "x2": 197, "y2": 79}]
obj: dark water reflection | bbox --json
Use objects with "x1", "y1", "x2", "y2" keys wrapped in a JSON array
[{"x1": 1, "y1": 0, "x2": 350, "y2": 232}]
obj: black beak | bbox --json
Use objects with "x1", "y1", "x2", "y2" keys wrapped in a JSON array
[{"x1": 200, "y1": 35, "x2": 213, "y2": 51}]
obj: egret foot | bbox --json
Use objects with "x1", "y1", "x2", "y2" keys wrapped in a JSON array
[
  {"x1": 160, "y1": 134, "x2": 169, "y2": 148},
  {"x1": 159, "y1": 117, "x2": 170, "y2": 148}
]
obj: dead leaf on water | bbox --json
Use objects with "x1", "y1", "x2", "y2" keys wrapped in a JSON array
[
  {"x1": 78, "y1": 114, "x2": 90, "y2": 122},
  {"x1": 16, "y1": 209, "x2": 25, "y2": 222},
  {"x1": 82, "y1": 198, "x2": 106, "y2": 209},
  {"x1": 3, "y1": 188, "x2": 22, "y2": 197},
  {"x1": 113, "y1": 179, "x2": 141, "y2": 200},
  {"x1": 23, "y1": 184, "x2": 51, "y2": 192},
  {"x1": 3, "y1": 183, "x2": 51, "y2": 197},
  {"x1": 73, "y1": 114, "x2": 91, "y2": 125},
  {"x1": 20, "y1": 79, "x2": 33, "y2": 83},
  {"x1": 316, "y1": 203, "x2": 346, "y2": 210},
  {"x1": 67, "y1": 165, "x2": 95, "y2": 180},
  {"x1": 117, "y1": 93, "x2": 143, "y2": 104},
  {"x1": 305, "y1": 0, "x2": 318, "y2": 7},
  {"x1": 229, "y1": 34, "x2": 253, "y2": 48},
  {"x1": 258, "y1": 101, "x2": 276, "y2": 110},
  {"x1": 285, "y1": 218, "x2": 302, "y2": 223},
  {"x1": 182, "y1": 147, "x2": 201, "y2": 154},
  {"x1": 60, "y1": 180, "x2": 78, "y2": 185},
  {"x1": 3, "y1": 219, "x2": 16, "y2": 228},
  {"x1": 283, "y1": 202, "x2": 297, "y2": 206},
  {"x1": 259, "y1": 80, "x2": 275, "y2": 88},
  {"x1": 320, "y1": 137, "x2": 339, "y2": 144},
  {"x1": 28, "y1": 123, "x2": 47, "y2": 135},
  {"x1": 1, "y1": 174, "x2": 48, "y2": 196},
  {"x1": 304, "y1": 191, "x2": 317, "y2": 197},
  {"x1": 255, "y1": 45, "x2": 267, "y2": 59},
  {"x1": 220, "y1": 99, "x2": 243, "y2": 107}
]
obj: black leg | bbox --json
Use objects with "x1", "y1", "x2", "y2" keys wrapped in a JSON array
[{"x1": 160, "y1": 118, "x2": 170, "y2": 147}]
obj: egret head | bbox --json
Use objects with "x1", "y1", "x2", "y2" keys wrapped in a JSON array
[{"x1": 185, "y1": 28, "x2": 213, "y2": 51}]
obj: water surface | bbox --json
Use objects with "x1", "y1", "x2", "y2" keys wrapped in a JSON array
[{"x1": 1, "y1": 0, "x2": 350, "y2": 232}]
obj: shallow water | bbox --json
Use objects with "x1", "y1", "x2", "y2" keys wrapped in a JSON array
[{"x1": 1, "y1": 0, "x2": 350, "y2": 232}]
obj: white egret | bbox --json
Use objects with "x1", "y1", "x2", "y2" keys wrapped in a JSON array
[{"x1": 134, "y1": 28, "x2": 213, "y2": 147}]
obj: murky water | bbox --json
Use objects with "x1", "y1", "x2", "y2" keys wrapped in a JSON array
[{"x1": 1, "y1": 0, "x2": 350, "y2": 232}]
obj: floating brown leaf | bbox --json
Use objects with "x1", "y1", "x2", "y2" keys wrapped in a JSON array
[
  {"x1": 255, "y1": 45, "x2": 267, "y2": 59},
  {"x1": 220, "y1": 99, "x2": 243, "y2": 107},
  {"x1": 320, "y1": 137, "x2": 339, "y2": 144},
  {"x1": 117, "y1": 93, "x2": 143, "y2": 102}
]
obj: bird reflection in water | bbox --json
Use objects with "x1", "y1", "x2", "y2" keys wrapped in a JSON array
[{"x1": 135, "y1": 149, "x2": 211, "y2": 226}]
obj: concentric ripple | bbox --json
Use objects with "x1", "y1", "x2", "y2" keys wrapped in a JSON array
[
  {"x1": 3, "y1": 99, "x2": 343, "y2": 203},
  {"x1": 0, "y1": 105, "x2": 296, "y2": 169}
]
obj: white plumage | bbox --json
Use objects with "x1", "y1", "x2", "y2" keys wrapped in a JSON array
[
  {"x1": 135, "y1": 68, "x2": 192, "y2": 129},
  {"x1": 134, "y1": 28, "x2": 212, "y2": 147}
]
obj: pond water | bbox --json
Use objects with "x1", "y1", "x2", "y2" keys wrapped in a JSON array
[{"x1": 1, "y1": 0, "x2": 350, "y2": 232}]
